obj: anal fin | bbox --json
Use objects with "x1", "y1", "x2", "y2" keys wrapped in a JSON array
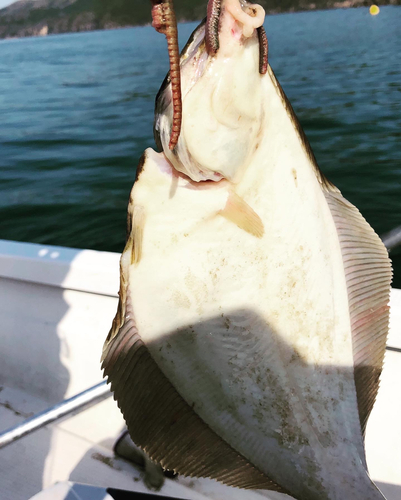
[
  {"x1": 326, "y1": 191, "x2": 392, "y2": 436},
  {"x1": 102, "y1": 293, "x2": 285, "y2": 492}
]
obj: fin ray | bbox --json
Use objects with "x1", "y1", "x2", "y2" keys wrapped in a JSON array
[
  {"x1": 102, "y1": 291, "x2": 284, "y2": 491},
  {"x1": 325, "y1": 190, "x2": 392, "y2": 436},
  {"x1": 219, "y1": 191, "x2": 264, "y2": 238}
]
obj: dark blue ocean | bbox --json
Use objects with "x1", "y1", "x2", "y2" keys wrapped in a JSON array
[{"x1": 0, "y1": 7, "x2": 400, "y2": 285}]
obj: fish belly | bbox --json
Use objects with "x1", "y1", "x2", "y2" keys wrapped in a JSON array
[{"x1": 128, "y1": 147, "x2": 378, "y2": 500}]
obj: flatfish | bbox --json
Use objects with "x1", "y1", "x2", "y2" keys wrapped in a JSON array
[{"x1": 102, "y1": 1, "x2": 391, "y2": 499}]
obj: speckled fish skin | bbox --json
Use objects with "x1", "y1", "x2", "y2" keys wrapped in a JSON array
[{"x1": 102, "y1": 2, "x2": 391, "y2": 499}]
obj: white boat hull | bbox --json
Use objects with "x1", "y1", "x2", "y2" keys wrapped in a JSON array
[{"x1": 0, "y1": 240, "x2": 399, "y2": 500}]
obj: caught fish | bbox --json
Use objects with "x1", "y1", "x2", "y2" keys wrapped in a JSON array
[{"x1": 102, "y1": 1, "x2": 392, "y2": 499}]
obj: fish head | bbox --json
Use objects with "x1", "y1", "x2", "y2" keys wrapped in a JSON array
[{"x1": 154, "y1": 0, "x2": 267, "y2": 183}]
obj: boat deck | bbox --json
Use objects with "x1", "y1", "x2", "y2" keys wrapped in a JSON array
[
  {"x1": 0, "y1": 240, "x2": 400, "y2": 499},
  {"x1": 0, "y1": 385, "x2": 287, "y2": 500}
]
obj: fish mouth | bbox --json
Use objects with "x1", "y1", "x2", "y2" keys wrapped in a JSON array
[
  {"x1": 181, "y1": 0, "x2": 268, "y2": 76},
  {"x1": 154, "y1": 0, "x2": 268, "y2": 183},
  {"x1": 206, "y1": 0, "x2": 268, "y2": 73}
]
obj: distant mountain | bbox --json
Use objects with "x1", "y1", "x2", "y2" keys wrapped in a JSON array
[{"x1": 0, "y1": 0, "x2": 399, "y2": 39}]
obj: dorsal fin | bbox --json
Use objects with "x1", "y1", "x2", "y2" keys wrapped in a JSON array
[
  {"x1": 268, "y1": 63, "x2": 392, "y2": 435},
  {"x1": 102, "y1": 292, "x2": 286, "y2": 492},
  {"x1": 325, "y1": 190, "x2": 392, "y2": 435}
]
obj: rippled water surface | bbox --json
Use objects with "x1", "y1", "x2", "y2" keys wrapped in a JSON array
[{"x1": 0, "y1": 7, "x2": 400, "y2": 284}]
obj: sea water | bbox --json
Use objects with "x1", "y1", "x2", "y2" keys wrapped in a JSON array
[{"x1": 0, "y1": 6, "x2": 400, "y2": 284}]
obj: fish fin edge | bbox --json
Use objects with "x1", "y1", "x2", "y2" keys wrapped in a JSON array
[
  {"x1": 267, "y1": 65, "x2": 337, "y2": 194},
  {"x1": 101, "y1": 241, "x2": 131, "y2": 362},
  {"x1": 101, "y1": 293, "x2": 285, "y2": 492},
  {"x1": 325, "y1": 190, "x2": 392, "y2": 436},
  {"x1": 102, "y1": 152, "x2": 146, "y2": 361}
]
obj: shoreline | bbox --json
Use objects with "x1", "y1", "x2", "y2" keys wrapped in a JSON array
[{"x1": 0, "y1": 3, "x2": 399, "y2": 41}]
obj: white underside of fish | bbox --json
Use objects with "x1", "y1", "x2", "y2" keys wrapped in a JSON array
[
  {"x1": 102, "y1": 7, "x2": 390, "y2": 497},
  {"x1": 118, "y1": 65, "x2": 387, "y2": 500}
]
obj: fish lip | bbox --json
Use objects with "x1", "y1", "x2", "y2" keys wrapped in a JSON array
[
  {"x1": 205, "y1": 0, "x2": 268, "y2": 73},
  {"x1": 206, "y1": 0, "x2": 265, "y2": 47}
]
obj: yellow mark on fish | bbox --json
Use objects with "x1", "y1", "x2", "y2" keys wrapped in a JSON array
[
  {"x1": 292, "y1": 168, "x2": 298, "y2": 187},
  {"x1": 170, "y1": 289, "x2": 192, "y2": 309}
]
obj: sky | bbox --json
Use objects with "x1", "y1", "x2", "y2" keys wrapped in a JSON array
[{"x1": 0, "y1": 0, "x2": 17, "y2": 9}]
